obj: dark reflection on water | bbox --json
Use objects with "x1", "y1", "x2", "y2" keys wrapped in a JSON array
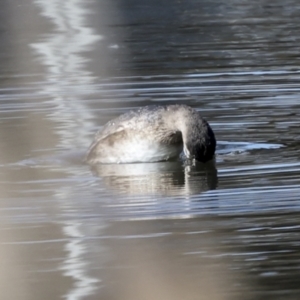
[
  {"x1": 114, "y1": 0, "x2": 300, "y2": 75},
  {"x1": 1, "y1": 0, "x2": 300, "y2": 299}
]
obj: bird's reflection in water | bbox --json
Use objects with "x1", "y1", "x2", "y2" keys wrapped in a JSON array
[{"x1": 90, "y1": 160, "x2": 217, "y2": 196}]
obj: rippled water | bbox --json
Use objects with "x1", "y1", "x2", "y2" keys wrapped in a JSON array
[{"x1": 1, "y1": 0, "x2": 300, "y2": 299}]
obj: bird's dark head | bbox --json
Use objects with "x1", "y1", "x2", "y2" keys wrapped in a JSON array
[{"x1": 183, "y1": 117, "x2": 216, "y2": 163}]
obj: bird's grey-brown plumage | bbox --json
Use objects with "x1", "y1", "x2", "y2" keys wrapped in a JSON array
[{"x1": 86, "y1": 105, "x2": 216, "y2": 164}]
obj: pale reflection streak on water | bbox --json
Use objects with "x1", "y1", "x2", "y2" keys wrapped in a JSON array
[
  {"x1": 32, "y1": 0, "x2": 101, "y2": 149},
  {"x1": 28, "y1": 0, "x2": 104, "y2": 299}
]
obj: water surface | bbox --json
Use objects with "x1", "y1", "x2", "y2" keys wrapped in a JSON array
[{"x1": 1, "y1": 0, "x2": 300, "y2": 299}]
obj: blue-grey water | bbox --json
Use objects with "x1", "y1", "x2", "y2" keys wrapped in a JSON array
[{"x1": 1, "y1": 0, "x2": 300, "y2": 299}]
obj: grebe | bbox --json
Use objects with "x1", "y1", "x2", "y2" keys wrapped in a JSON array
[{"x1": 86, "y1": 105, "x2": 216, "y2": 164}]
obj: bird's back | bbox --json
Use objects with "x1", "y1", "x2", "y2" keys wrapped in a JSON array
[
  {"x1": 86, "y1": 104, "x2": 215, "y2": 164},
  {"x1": 86, "y1": 105, "x2": 184, "y2": 164}
]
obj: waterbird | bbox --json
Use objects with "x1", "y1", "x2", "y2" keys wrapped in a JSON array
[{"x1": 86, "y1": 104, "x2": 216, "y2": 164}]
